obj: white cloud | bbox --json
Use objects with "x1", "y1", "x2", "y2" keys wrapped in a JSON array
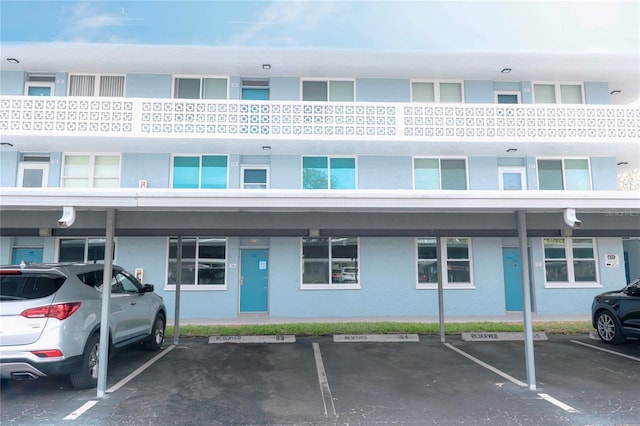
[{"x1": 56, "y1": 2, "x2": 140, "y2": 43}]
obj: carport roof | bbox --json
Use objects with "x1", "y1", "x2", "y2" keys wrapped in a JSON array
[{"x1": 1, "y1": 188, "x2": 638, "y2": 213}]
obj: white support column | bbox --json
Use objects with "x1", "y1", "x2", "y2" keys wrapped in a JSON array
[
  {"x1": 173, "y1": 236, "x2": 182, "y2": 345},
  {"x1": 97, "y1": 209, "x2": 115, "y2": 398},
  {"x1": 517, "y1": 211, "x2": 536, "y2": 390},
  {"x1": 436, "y1": 236, "x2": 445, "y2": 343}
]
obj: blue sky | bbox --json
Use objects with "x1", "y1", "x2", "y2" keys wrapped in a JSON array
[{"x1": 1, "y1": 0, "x2": 638, "y2": 54}]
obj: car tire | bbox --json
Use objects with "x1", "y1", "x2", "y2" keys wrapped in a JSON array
[
  {"x1": 143, "y1": 312, "x2": 165, "y2": 351},
  {"x1": 596, "y1": 311, "x2": 626, "y2": 344},
  {"x1": 70, "y1": 333, "x2": 100, "y2": 389}
]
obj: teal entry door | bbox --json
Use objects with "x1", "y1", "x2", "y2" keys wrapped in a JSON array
[
  {"x1": 502, "y1": 247, "x2": 533, "y2": 311},
  {"x1": 240, "y1": 249, "x2": 269, "y2": 313},
  {"x1": 12, "y1": 248, "x2": 43, "y2": 265}
]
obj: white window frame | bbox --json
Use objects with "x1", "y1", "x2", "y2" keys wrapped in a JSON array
[
  {"x1": 532, "y1": 81, "x2": 585, "y2": 104},
  {"x1": 494, "y1": 90, "x2": 521, "y2": 104},
  {"x1": 24, "y1": 81, "x2": 55, "y2": 96},
  {"x1": 416, "y1": 237, "x2": 474, "y2": 290},
  {"x1": 172, "y1": 75, "x2": 230, "y2": 99},
  {"x1": 300, "y1": 237, "x2": 361, "y2": 290},
  {"x1": 170, "y1": 153, "x2": 230, "y2": 189},
  {"x1": 410, "y1": 80, "x2": 465, "y2": 103},
  {"x1": 536, "y1": 157, "x2": 592, "y2": 190},
  {"x1": 498, "y1": 166, "x2": 527, "y2": 190},
  {"x1": 164, "y1": 237, "x2": 228, "y2": 291},
  {"x1": 67, "y1": 73, "x2": 126, "y2": 97},
  {"x1": 55, "y1": 237, "x2": 116, "y2": 263},
  {"x1": 413, "y1": 157, "x2": 469, "y2": 190},
  {"x1": 61, "y1": 153, "x2": 121, "y2": 188},
  {"x1": 301, "y1": 156, "x2": 358, "y2": 189},
  {"x1": 241, "y1": 165, "x2": 270, "y2": 189},
  {"x1": 17, "y1": 161, "x2": 49, "y2": 188},
  {"x1": 542, "y1": 238, "x2": 600, "y2": 289},
  {"x1": 300, "y1": 78, "x2": 356, "y2": 102}
]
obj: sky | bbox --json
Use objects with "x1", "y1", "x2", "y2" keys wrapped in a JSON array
[{"x1": 0, "y1": 0, "x2": 638, "y2": 55}]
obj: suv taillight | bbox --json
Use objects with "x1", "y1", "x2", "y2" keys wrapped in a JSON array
[{"x1": 21, "y1": 302, "x2": 81, "y2": 320}]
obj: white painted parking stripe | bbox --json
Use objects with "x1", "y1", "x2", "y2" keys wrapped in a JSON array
[
  {"x1": 446, "y1": 343, "x2": 578, "y2": 415},
  {"x1": 444, "y1": 342, "x2": 528, "y2": 388},
  {"x1": 538, "y1": 393, "x2": 578, "y2": 413},
  {"x1": 63, "y1": 400, "x2": 98, "y2": 420},
  {"x1": 107, "y1": 344, "x2": 176, "y2": 393},
  {"x1": 64, "y1": 345, "x2": 176, "y2": 421},
  {"x1": 312, "y1": 342, "x2": 336, "y2": 418},
  {"x1": 571, "y1": 339, "x2": 640, "y2": 362}
]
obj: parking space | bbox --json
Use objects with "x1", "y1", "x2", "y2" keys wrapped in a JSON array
[{"x1": 1, "y1": 334, "x2": 639, "y2": 425}]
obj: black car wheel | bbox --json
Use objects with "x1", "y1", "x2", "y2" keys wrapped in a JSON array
[
  {"x1": 144, "y1": 312, "x2": 165, "y2": 351},
  {"x1": 596, "y1": 311, "x2": 626, "y2": 344},
  {"x1": 70, "y1": 333, "x2": 100, "y2": 389}
]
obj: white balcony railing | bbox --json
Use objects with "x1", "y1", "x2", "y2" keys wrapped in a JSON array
[{"x1": 1, "y1": 96, "x2": 638, "y2": 142}]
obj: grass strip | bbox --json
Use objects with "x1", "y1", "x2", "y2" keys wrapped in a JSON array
[{"x1": 165, "y1": 321, "x2": 593, "y2": 338}]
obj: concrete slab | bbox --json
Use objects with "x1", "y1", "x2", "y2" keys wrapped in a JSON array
[
  {"x1": 462, "y1": 331, "x2": 548, "y2": 341},
  {"x1": 333, "y1": 333, "x2": 419, "y2": 342},
  {"x1": 208, "y1": 335, "x2": 296, "y2": 344}
]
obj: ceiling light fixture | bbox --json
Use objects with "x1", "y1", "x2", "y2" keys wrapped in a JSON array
[
  {"x1": 262, "y1": 64, "x2": 271, "y2": 70},
  {"x1": 501, "y1": 68, "x2": 512, "y2": 74},
  {"x1": 262, "y1": 145, "x2": 271, "y2": 151},
  {"x1": 610, "y1": 90, "x2": 621, "y2": 95},
  {"x1": 0, "y1": 142, "x2": 14, "y2": 147},
  {"x1": 6, "y1": 58, "x2": 19, "y2": 64},
  {"x1": 506, "y1": 148, "x2": 518, "y2": 152},
  {"x1": 617, "y1": 161, "x2": 629, "y2": 166}
]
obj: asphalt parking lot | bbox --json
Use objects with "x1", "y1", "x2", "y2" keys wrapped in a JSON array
[{"x1": 1, "y1": 333, "x2": 639, "y2": 425}]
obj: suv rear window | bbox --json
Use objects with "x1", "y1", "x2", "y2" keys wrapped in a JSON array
[{"x1": 0, "y1": 273, "x2": 66, "y2": 300}]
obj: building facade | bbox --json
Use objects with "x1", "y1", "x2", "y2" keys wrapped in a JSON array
[{"x1": 1, "y1": 44, "x2": 639, "y2": 321}]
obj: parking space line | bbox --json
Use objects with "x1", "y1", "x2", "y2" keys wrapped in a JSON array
[
  {"x1": 312, "y1": 342, "x2": 336, "y2": 418},
  {"x1": 570, "y1": 340, "x2": 640, "y2": 362},
  {"x1": 63, "y1": 400, "x2": 98, "y2": 420},
  {"x1": 445, "y1": 343, "x2": 579, "y2": 414},
  {"x1": 538, "y1": 393, "x2": 578, "y2": 413},
  {"x1": 63, "y1": 344, "x2": 176, "y2": 422},
  {"x1": 444, "y1": 342, "x2": 527, "y2": 388},
  {"x1": 107, "y1": 344, "x2": 176, "y2": 393}
]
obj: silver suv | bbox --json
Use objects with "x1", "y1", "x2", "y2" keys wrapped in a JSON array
[{"x1": 0, "y1": 263, "x2": 166, "y2": 389}]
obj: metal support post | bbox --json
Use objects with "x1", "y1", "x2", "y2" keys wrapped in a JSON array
[{"x1": 517, "y1": 211, "x2": 536, "y2": 390}]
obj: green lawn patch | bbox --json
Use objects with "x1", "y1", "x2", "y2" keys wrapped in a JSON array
[{"x1": 165, "y1": 321, "x2": 593, "y2": 338}]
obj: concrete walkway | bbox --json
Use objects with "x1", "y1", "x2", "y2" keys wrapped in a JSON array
[{"x1": 174, "y1": 313, "x2": 591, "y2": 326}]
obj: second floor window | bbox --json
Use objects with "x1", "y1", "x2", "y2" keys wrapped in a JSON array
[
  {"x1": 533, "y1": 83, "x2": 583, "y2": 104},
  {"x1": 537, "y1": 159, "x2": 591, "y2": 190},
  {"x1": 302, "y1": 157, "x2": 356, "y2": 189},
  {"x1": 174, "y1": 77, "x2": 227, "y2": 99},
  {"x1": 302, "y1": 80, "x2": 354, "y2": 102},
  {"x1": 62, "y1": 154, "x2": 120, "y2": 188},
  {"x1": 172, "y1": 155, "x2": 228, "y2": 189},
  {"x1": 69, "y1": 75, "x2": 125, "y2": 97},
  {"x1": 414, "y1": 158, "x2": 467, "y2": 190},
  {"x1": 411, "y1": 81, "x2": 463, "y2": 103}
]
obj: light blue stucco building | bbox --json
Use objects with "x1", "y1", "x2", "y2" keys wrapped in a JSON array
[{"x1": 1, "y1": 44, "x2": 639, "y2": 322}]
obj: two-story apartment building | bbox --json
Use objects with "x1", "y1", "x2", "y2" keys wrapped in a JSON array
[{"x1": 1, "y1": 43, "x2": 639, "y2": 321}]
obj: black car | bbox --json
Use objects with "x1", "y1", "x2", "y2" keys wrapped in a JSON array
[{"x1": 592, "y1": 278, "x2": 640, "y2": 344}]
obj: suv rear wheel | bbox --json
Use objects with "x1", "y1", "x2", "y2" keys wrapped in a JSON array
[
  {"x1": 144, "y1": 312, "x2": 165, "y2": 351},
  {"x1": 70, "y1": 333, "x2": 100, "y2": 389}
]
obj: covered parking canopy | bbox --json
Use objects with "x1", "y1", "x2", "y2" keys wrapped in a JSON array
[{"x1": 1, "y1": 187, "x2": 639, "y2": 395}]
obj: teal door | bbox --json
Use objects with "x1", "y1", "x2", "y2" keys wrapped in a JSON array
[
  {"x1": 240, "y1": 249, "x2": 269, "y2": 313},
  {"x1": 503, "y1": 248, "x2": 533, "y2": 311},
  {"x1": 12, "y1": 248, "x2": 43, "y2": 265}
]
